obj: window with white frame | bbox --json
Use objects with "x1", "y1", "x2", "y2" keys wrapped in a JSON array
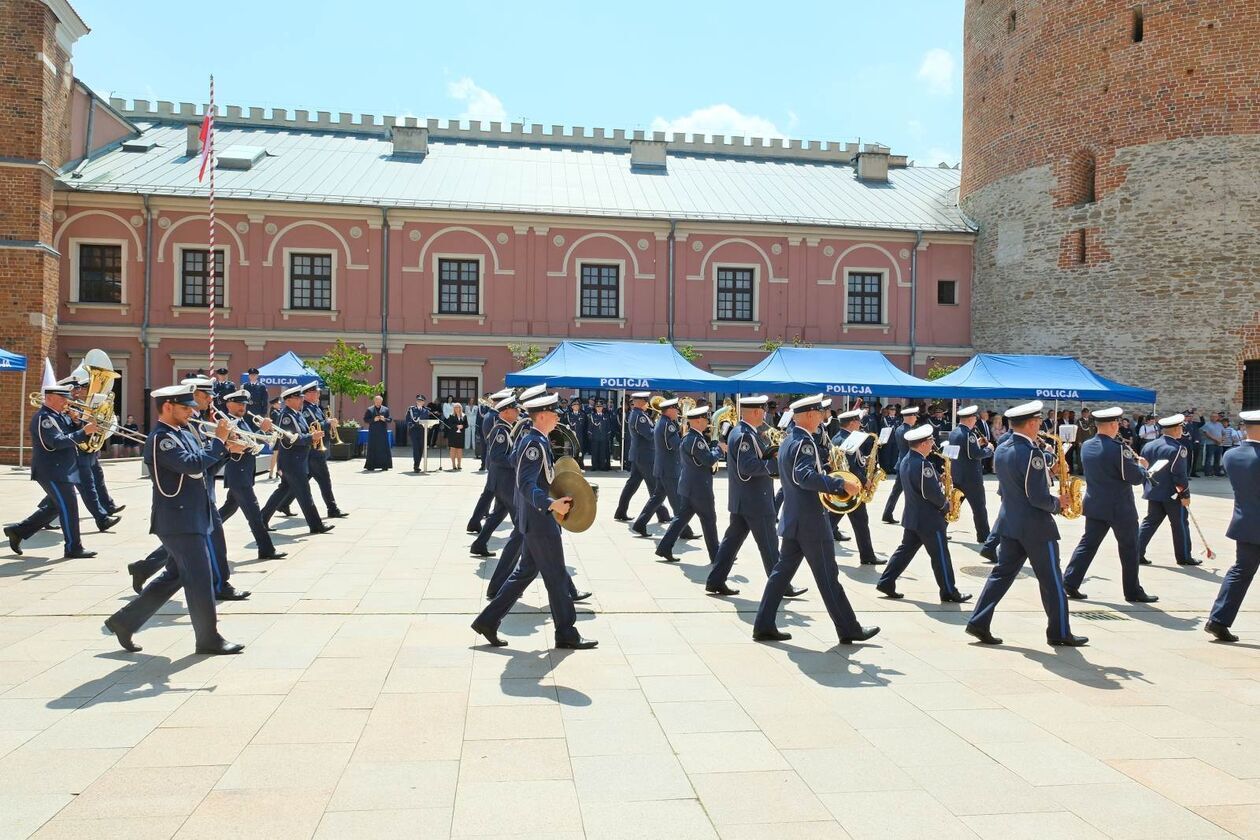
[
  {"x1": 437, "y1": 376, "x2": 478, "y2": 405},
  {"x1": 579, "y1": 263, "x2": 620, "y2": 318},
  {"x1": 715, "y1": 267, "x2": 754, "y2": 321},
  {"x1": 437, "y1": 258, "x2": 480, "y2": 314},
  {"x1": 180, "y1": 249, "x2": 225, "y2": 307},
  {"x1": 289, "y1": 252, "x2": 332, "y2": 310},
  {"x1": 77, "y1": 243, "x2": 123, "y2": 303},
  {"x1": 846, "y1": 271, "x2": 883, "y2": 324}
]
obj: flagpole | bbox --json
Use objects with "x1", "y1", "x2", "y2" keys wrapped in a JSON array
[{"x1": 206, "y1": 75, "x2": 216, "y2": 370}]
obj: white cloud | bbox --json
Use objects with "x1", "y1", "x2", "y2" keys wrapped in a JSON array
[
  {"x1": 446, "y1": 77, "x2": 507, "y2": 123},
  {"x1": 916, "y1": 48, "x2": 956, "y2": 95},
  {"x1": 650, "y1": 104, "x2": 785, "y2": 139}
]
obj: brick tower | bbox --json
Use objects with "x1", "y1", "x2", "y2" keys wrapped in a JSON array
[
  {"x1": 961, "y1": 1, "x2": 1260, "y2": 412},
  {"x1": 0, "y1": 0, "x2": 88, "y2": 463}
]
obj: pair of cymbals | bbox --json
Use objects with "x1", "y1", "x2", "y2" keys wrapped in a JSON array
[{"x1": 550, "y1": 456, "x2": 597, "y2": 532}]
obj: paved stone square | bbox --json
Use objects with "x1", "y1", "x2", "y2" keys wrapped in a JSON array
[{"x1": 0, "y1": 457, "x2": 1256, "y2": 839}]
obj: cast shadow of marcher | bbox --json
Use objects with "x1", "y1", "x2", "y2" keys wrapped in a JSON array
[
  {"x1": 1005, "y1": 644, "x2": 1150, "y2": 690},
  {"x1": 47, "y1": 649, "x2": 210, "y2": 710}
]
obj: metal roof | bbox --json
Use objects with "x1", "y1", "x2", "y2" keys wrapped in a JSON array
[{"x1": 59, "y1": 121, "x2": 973, "y2": 232}]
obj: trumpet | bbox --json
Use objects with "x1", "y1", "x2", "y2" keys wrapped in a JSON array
[
  {"x1": 189, "y1": 418, "x2": 276, "y2": 455},
  {"x1": 248, "y1": 411, "x2": 298, "y2": 445}
]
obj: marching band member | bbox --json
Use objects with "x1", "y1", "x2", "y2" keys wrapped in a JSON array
[
  {"x1": 1205, "y1": 410, "x2": 1260, "y2": 642},
  {"x1": 753, "y1": 395, "x2": 879, "y2": 645},
  {"x1": 65, "y1": 372, "x2": 122, "y2": 532},
  {"x1": 467, "y1": 388, "x2": 512, "y2": 531},
  {"x1": 831, "y1": 409, "x2": 883, "y2": 566},
  {"x1": 881, "y1": 406, "x2": 921, "y2": 524},
  {"x1": 876, "y1": 424, "x2": 970, "y2": 602},
  {"x1": 471, "y1": 395, "x2": 521, "y2": 561},
  {"x1": 305, "y1": 383, "x2": 353, "y2": 505},
  {"x1": 261, "y1": 385, "x2": 334, "y2": 535},
  {"x1": 613, "y1": 392, "x2": 671, "y2": 524},
  {"x1": 632, "y1": 398, "x2": 692, "y2": 538},
  {"x1": 1137, "y1": 414, "x2": 1201, "y2": 566},
  {"x1": 966, "y1": 401, "x2": 1086, "y2": 647},
  {"x1": 587, "y1": 400, "x2": 613, "y2": 471},
  {"x1": 656, "y1": 405, "x2": 725, "y2": 564},
  {"x1": 217, "y1": 390, "x2": 287, "y2": 561},
  {"x1": 472, "y1": 392, "x2": 598, "y2": 650},
  {"x1": 103, "y1": 384, "x2": 244, "y2": 655},
  {"x1": 406, "y1": 394, "x2": 435, "y2": 473},
  {"x1": 1062, "y1": 406, "x2": 1158, "y2": 603},
  {"x1": 948, "y1": 405, "x2": 994, "y2": 541},
  {"x1": 4, "y1": 382, "x2": 99, "y2": 558}
]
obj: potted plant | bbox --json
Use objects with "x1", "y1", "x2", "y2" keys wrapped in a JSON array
[
  {"x1": 331, "y1": 419, "x2": 360, "y2": 461},
  {"x1": 308, "y1": 340, "x2": 383, "y2": 461}
]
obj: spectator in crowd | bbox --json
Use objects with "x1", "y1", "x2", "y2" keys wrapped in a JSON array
[
  {"x1": 1201, "y1": 411, "x2": 1226, "y2": 477},
  {"x1": 1222, "y1": 416, "x2": 1243, "y2": 459},
  {"x1": 1138, "y1": 413, "x2": 1161, "y2": 448},
  {"x1": 110, "y1": 414, "x2": 142, "y2": 458},
  {"x1": 444, "y1": 402, "x2": 469, "y2": 470},
  {"x1": 1118, "y1": 416, "x2": 1137, "y2": 450},
  {"x1": 1184, "y1": 407, "x2": 1205, "y2": 476}
]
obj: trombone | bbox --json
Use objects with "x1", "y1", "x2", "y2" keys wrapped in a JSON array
[
  {"x1": 188, "y1": 418, "x2": 277, "y2": 455},
  {"x1": 30, "y1": 392, "x2": 148, "y2": 445},
  {"x1": 248, "y1": 410, "x2": 298, "y2": 445}
]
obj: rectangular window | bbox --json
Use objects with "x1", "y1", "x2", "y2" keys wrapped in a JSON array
[
  {"x1": 937, "y1": 279, "x2": 958, "y2": 305},
  {"x1": 289, "y1": 252, "x2": 332, "y2": 310},
  {"x1": 1244, "y1": 360, "x2": 1260, "y2": 410},
  {"x1": 715, "y1": 267, "x2": 754, "y2": 321},
  {"x1": 846, "y1": 272, "x2": 883, "y2": 324},
  {"x1": 437, "y1": 376, "x2": 479, "y2": 405},
  {"x1": 77, "y1": 243, "x2": 123, "y2": 303},
  {"x1": 579, "y1": 263, "x2": 620, "y2": 318},
  {"x1": 180, "y1": 249, "x2": 225, "y2": 307},
  {"x1": 437, "y1": 258, "x2": 480, "y2": 314}
]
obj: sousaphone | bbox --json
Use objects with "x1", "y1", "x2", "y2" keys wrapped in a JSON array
[{"x1": 550, "y1": 455, "x2": 597, "y2": 532}]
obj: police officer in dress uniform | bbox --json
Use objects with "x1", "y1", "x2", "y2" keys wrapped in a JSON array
[
  {"x1": 831, "y1": 409, "x2": 883, "y2": 566},
  {"x1": 1137, "y1": 413, "x2": 1202, "y2": 566},
  {"x1": 217, "y1": 390, "x2": 287, "y2": 561},
  {"x1": 302, "y1": 383, "x2": 348, "y2": 512},
  {"x1": 471, "y1": 392, "x2": 598, "y2": 650},
  {"x1": 406, "y1": 394, "x2": 435, "y2": 473},
  {"x1": 656, "y1": 405, "x2": 725, "y2": 564},
  {"x1": 632, "y1": 398, "x2": 693, "y2": 537},
  {"x1": 184, "y1": 377, "x2": 248, "y2": 600},
  {"x1": 877, "y1": 405, "x2": 900, "y2": 475},
  {"x1": 470, "y1": 395, "x2": 522, "y2": 560},
  {"x1": 965, "y1": 401, "x2": 1087, "y2": 647},
  {"x1": 4, "y1": 383, "x2": 99, "y2": 558},
  {"x1": 1062, "y1": 406, "x2": 1158, "y2": 603},
  {"x1": 261, "y1": 385, "x2": 335, "y2": 534},
  {"x1": 708, "y1": 396, "x2": 807, "y2": 598},
  {"x1": 753, "y1": 395, "x2": 880, "y2": 644},
  {"x1": 210, "y1": 367, "x2": 235, "y2": 412},
  {"x1": 1205, "y1": 409, "x2": 1260, "y2": 642},
  {"x1": 63, "y1": 374, "x2": 120, "y2": 532},
  {"x1": 613, "y1": 392, "x2": 671, "y2": 524},
  {"x1": 948, "y1": 405, "x2": 995, "y2": 541},
  {"x1": 881, "y1": 407, "x2": 921, "y2": 524},
  {"x1": 587, "y1": 400, "x2": 613, "y2": 471},
  {"x1": 876, "y1": 424, "x2": 970, "y2": 602},
  {"x1": 978, "y1": 428, "x2": 1017, "y2": 562},
  {"x1": 466, "y1": 387, "x2": 512, "y2": 532},
  {"x1": 565, "y1": 397, "x2": 587, "y2": 469},
  {"x1": 102, "y1": 384, "x2": 244, "y2": 655},
  {"x1": 244, "y1": 368, "x2": 269, "y2": 419}
]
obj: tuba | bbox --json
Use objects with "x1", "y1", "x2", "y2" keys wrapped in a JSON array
[
  {"x1": 1039, "y1": 432, "x2": 1085, "y2": 519},
  {"x1": 820, "y1": 441, "x2": 863, "y2": 515},
  {"x1": 70, "y1": 350, "x2": 122, "y2": 453},
  {"x1": 710, "y1": 399, "x2": 736, "y2": 443}
]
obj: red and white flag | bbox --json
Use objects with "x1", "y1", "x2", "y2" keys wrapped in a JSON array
[{"x1": 197, "y1": 109, "x2": 213, "y2": 182}]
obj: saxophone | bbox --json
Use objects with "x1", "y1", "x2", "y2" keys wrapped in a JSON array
[
  {"x1": 1039, "y1": 432, "x2": 1085, "y2": 519},
  {"x1": 859, "y1": 432, "x2": 886, "y2": 504},
  {"x1": 942, "y1": 449, "x2": 966, "y2": 523}
]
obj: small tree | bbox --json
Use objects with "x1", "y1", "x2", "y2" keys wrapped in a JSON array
[
  {"x1": 760, "y1": 337, "x2": 783, "y2": 352},
  {"x1": 308, "y1": 339, "x2": 382, "y2": 419},
  {"x1": 926, "y1": 363, "x2": 960, "y2": 381},
  {"x1": 508, "y1": 343, "x2": 546, "y2": 370},
  {"x1": 658, "y1": 336, "x2": 701, "y2": 363}
]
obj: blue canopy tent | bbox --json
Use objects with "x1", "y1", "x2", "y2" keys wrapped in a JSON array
[
  {"x1": 248, "y1": 351, "x2": 323, "y2": 388},
  {"x1": 505, "y1": 340, "x2": 737, "y2": 392},
  {"x1": 925, "y1": 354, "x2": 1157, "y2": 404},
  {"x1": 1, "y1": 349, "x2": 29, "y2": 466},
  {"x1": 724, "y1": 347, "x2": 940, "y2": 399}
]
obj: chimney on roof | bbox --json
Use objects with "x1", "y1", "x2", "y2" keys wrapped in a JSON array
[
  {"x1": 630, "y1": 139, "x2": 667, "y2": 171},
  {"x1": 853, "y1": 143, "x2": 890, "y2": 183},
  {"x1": 186, "y1": 124, "x2": 202, "y2": 157},
  {"x1": 392, "y1": 125, "x2": 428, "y2": 157}
]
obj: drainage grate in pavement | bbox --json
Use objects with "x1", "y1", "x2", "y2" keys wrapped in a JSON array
[
  {"x1": 959, "y1": 565, "x2": 1031, "y2": 579},
  {"x1": 1073, "y1": 610, "x2": 1130, "y2": 621}
]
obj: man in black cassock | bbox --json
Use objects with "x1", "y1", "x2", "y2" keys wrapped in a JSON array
[{"x1": 363, "y1": 395, "x2": 393, "y2": 471}]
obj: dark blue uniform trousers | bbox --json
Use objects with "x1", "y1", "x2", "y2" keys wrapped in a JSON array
[
  {"x1": 617, "y1": 462, "x2": 669, "y2": 522},
  {"x1": 633, "y1": 470, "x2": 680, "y2": 531},
  {"x1": 968, "y1": 536, "x2": 1071, "y2": 640},
  {"x1": 839, "y1": 504, "x2": 878, "y2": 564},
  {"x1": 91, "y1": 457, "x2": 116, "y2": 511},
  {"x1": 75, "y1": 457, "x2": 110, "y2": 523},
  {"x1": 219, "y1": 485, "x2": 277, "y2": 555},
  {"x1": 709, "y1": 513, "x2": 781, "y2": 589},
  {"x1": 1064, "y1": 516, "x2": 1142, "y2": 599},
  {"x1": 981, "y1": 509, "x2": 1003, "y2": 556},
  {"x1": 881, "y1": 477, "x2": 904, "y2": 520},
  {"x1": 1138, "y1": 500, "x2": 1192, "y2": 564},
  {"x1": 262, "y1": 473, "x2": 324, "y2": 530},
  {"x1": 880, "y1": 526, "x2": 957, "y2": 597},
  {"x1": 954, "y1": 478, "x2": 991, "y2": 540},
  {"x1": 111, "y1": 532, "x2": 221, "y2": 649},
  {"x1": 306, "y1": 453, "x2": 339, "y2": 512},
  {"x1": 13, "y1": 478, "x2": 82, "y2": 553},
  {"x1": 1210, "y1": 542, "x2": 1260, "y2": 628},
  {"x1": 468, "y1": 481, "x2": 497, "y2": 530},
  {"x1": 658, "y1": 496, "x2": 719, "y2": 563},
  {"x1": 410, "y1": 429, "x2": 425, "y2": 470},
  {"x1": 131, "y1": 515, "x2": 231, "y2": 592},
  {"x1": 755, "y1": 535, "x2": 863, "y2": 638},
  {"x1": 472, "y1": 474, "x2": 513, "y2": 554},
  {"x1": 476, "y1": 528, "x2": 580, "y2": 644},
  {"x1": 486, "y1": 517, "x2": 579, "y2": 601}
]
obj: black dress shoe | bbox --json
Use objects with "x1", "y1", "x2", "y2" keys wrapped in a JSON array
[
  {"x1": 103, "y1": 617, "x2": 141, "y2": 652},
  {"x1": 1178, "y1": 558, "x2": 1204, "y2": 566},
  {"x1": 753, "y1": 628, "x2": 792, "y2": 642},
  {"x1": 1138, "y1": 556, "x2": 1152, "y2": 565},
  {"x1": 1126, "y1": 593, "x2": 1159, "y2": 604},
  {"x1": 1048, "y1": 634, "x2": 1089, "y2": 647},
  {"x1": 571, "y1": 591, "x2": 593, "y2": 603},
  {"x1": 96, "y1": 515, "x2": 121, "y2": 532},
  {"x1": 630, "y1": 524, "x2": 649, "y2": 538},
  {"x1": 327, "y1": 510, "x2": 348, "y2": 519},
  {"x1": 860, "y1": 558, "x2": 886, "y2": 565},
  {"x1": 216, "y1": 586, "x2": 251, "y2": 601},
  {"x1": 1205, "y1": 620, "x2": 1239, "y2": 643},
  {"x1": 4, "y1": 526, "x2": 23, "y2": 556},
  {"x1": 966, "y1": 624, "x2": 1003, "y2": 645},
  {"x1": 63, "y1": 548, "x2": 97, "y2": 559},
  {"x1": 706, "y1": 582, "x2": 740, "y2": 596},
  {"x1": 1066, "y1": 587, "x2": 1088, "y2": 600},
  {"x1": 655, "y1": 549, "x2": 681, "y2": 563},
  {"x1": 941, "y1": 591, "x2": 973, "y2": 604},
  {"x1": 612, "y1": 513, "x2": 632, "y2": 522},
  {"x1": 196, "y1": 640, "x2": 245, "y2": 655},
  {"x1": 840, "y1": 626, "x2": 881, "y2": 644},
  {"x1": 258, "y1": 551, "x2": 288, "y2": 560},
  {"x1": 835, "y1": 532, "x2": 851, "y2": 542},
  {"x1": 470, "y1": 548, "x2": 496, "y2": 558},
  {"x1": 680, "y1": 529, "x2": 699, "y2": 540},
  {"x1": 108, "y1": 504, "x2": 127, "y2": 514},
  {"x1": 466, "y1": 522, "x2": 481, "y2": 534},
  {"x1": 881, "y1": 515, "x2": 897, "y2": 525},
  {"x1": 556, "y1": 636, "x2": 598, "y2": 650},
  {"x1": 310, "y1": 524, "x2": 336, "y2": 535},
  {"x1": 785, "y1": 585, "x2": 809, "y2": 598},
  {"x1": 471, "y1": 621, "x2": 508, "y2": 646},
  {"x1": 876, "y1": 582, "x2": 904, "y2": 599},
  {"x1": 979, "y1": 546, "x2": 998, "y2": 563},
  {"x1": 279, "y1": 508, "x2": 294, "y2": 517},
  {"x1": 127, "y1": 562, "x2": 147, "y2": 594}
]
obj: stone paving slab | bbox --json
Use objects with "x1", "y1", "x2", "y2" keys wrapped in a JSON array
[{"x1": 0, "y1": 457, "x2": 1254, "y2": 839}]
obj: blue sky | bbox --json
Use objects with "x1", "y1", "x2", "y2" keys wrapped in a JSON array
[{"x1": 69, "y1": 0, "x2": 964, "y2": 166}]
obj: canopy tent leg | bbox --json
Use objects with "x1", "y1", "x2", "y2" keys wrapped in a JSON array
[
  {"x1": 620, "y1": 389, "x2": 627, "y2": 471},
  {"x1": 18, "y1": 369, "x2": 26, "y2": 468},
  {"x1": 951, "y1": 398, "x2": 957, "y2": 428}
]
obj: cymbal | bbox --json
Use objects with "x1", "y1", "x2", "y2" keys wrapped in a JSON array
[
  {"x1": 553, "y1": 455, "x2": 582, "y2": 475},
  {"x1": 550, "y1": 470, "x2": 597, "y2": 533}
]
